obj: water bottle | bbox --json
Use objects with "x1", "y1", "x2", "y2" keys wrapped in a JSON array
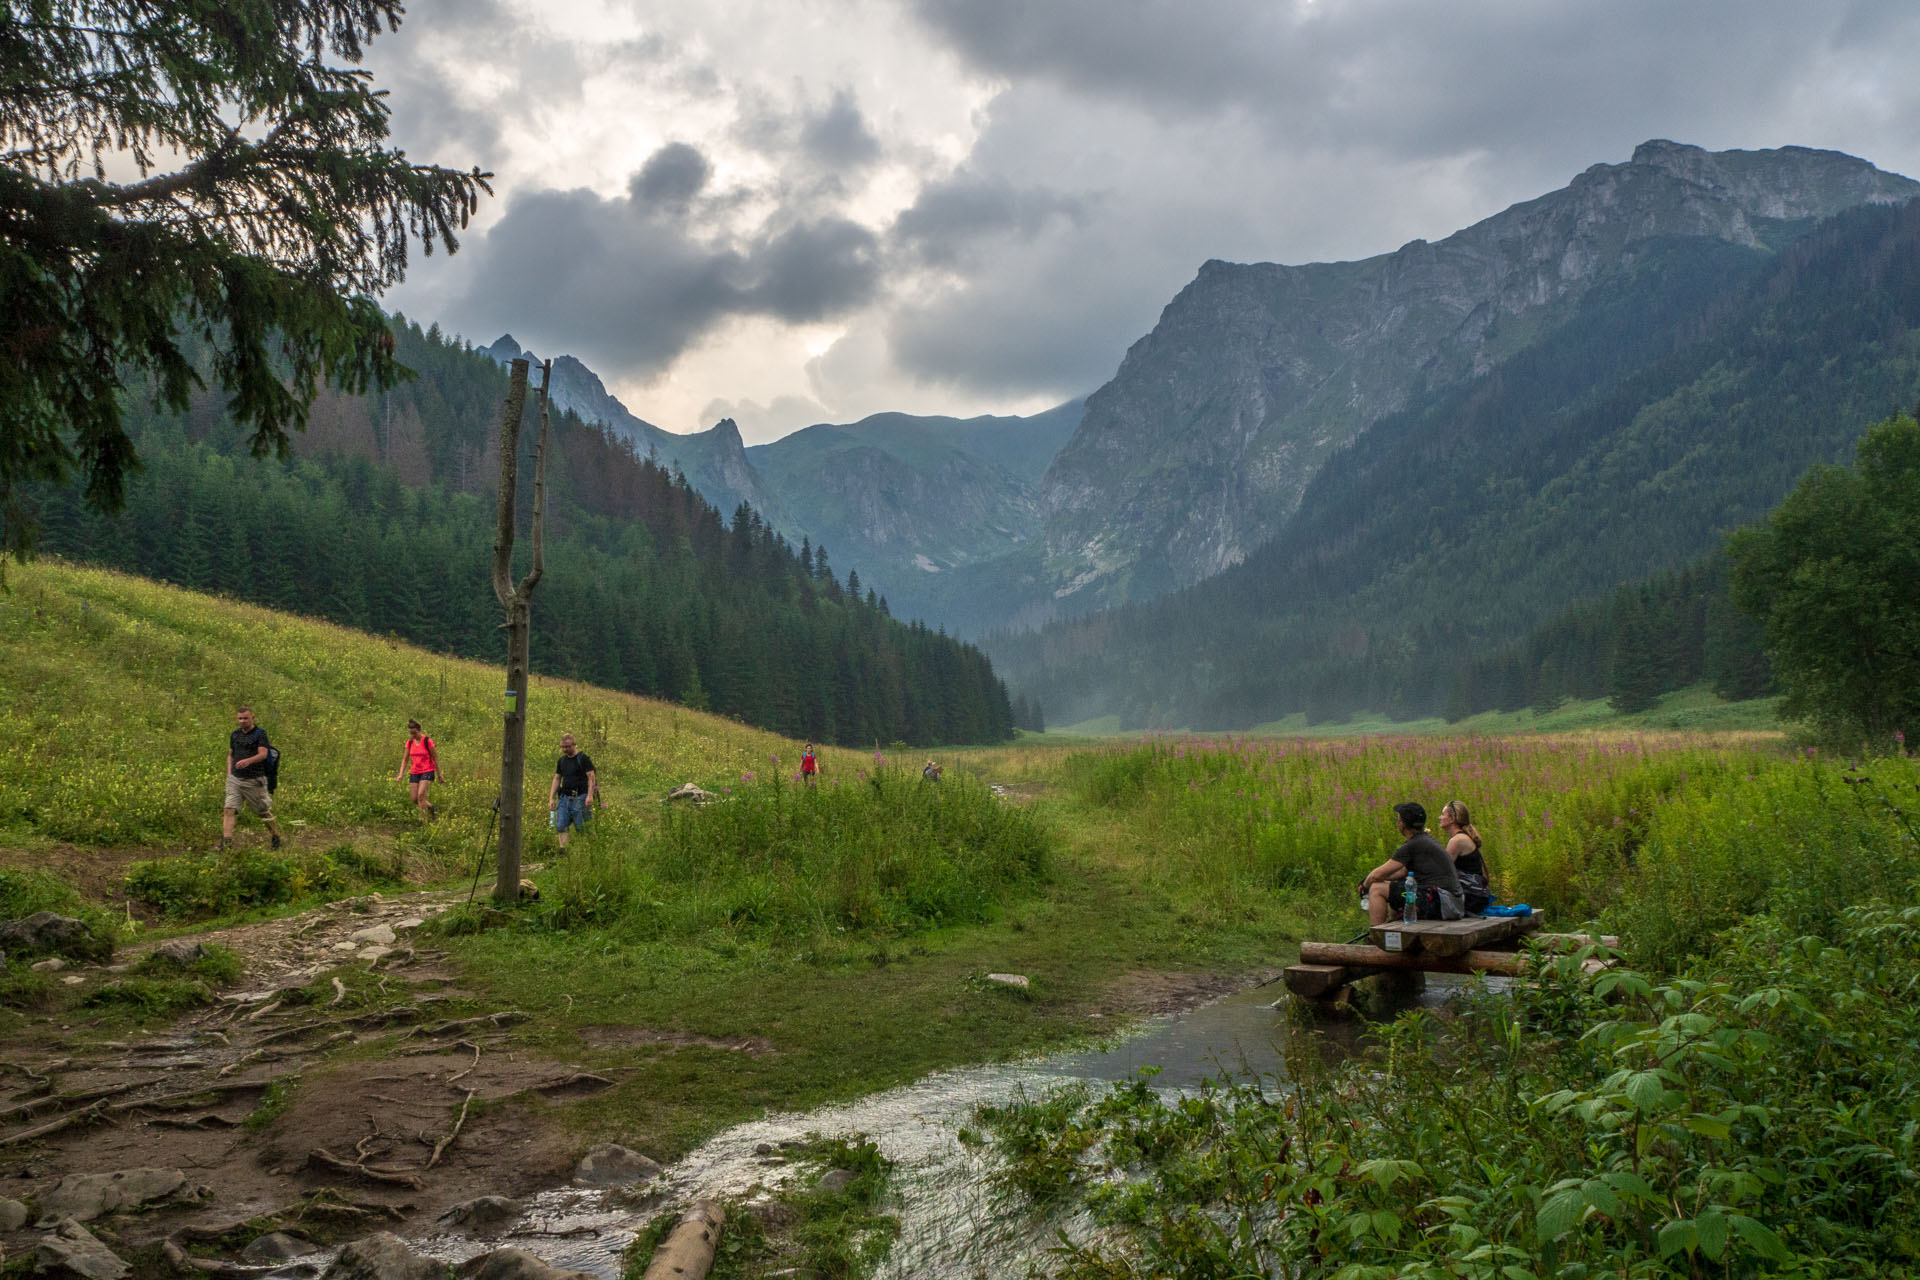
[{"x1": 1402, "y1": 872, "x2": 1418, "y2": 925}]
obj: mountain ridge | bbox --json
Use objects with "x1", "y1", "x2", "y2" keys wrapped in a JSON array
[{"x1": 1033, "y1": 140, "x2": 1920, "y2": 616}]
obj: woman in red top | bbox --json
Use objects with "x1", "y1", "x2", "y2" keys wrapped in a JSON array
[
  {"x1": 395, "y1": 719, "x2": 438, "y2": 821},
  {"x1": 800, "y1": 742, "x2": 819, "y2": 785}
]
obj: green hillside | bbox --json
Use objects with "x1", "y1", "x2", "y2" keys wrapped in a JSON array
[
  {"x1": 999, "y1": 199, "x2": 1920, "y2": 729},
  {"x1": 0, "y1": 561, "x2": 864, "y2": 856},
  {"x1": 27, "y1": 320, "x2": 1017, "y2": 747}
]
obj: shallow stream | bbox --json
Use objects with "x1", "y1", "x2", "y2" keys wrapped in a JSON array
[{"x1": 393, "y1": 975, "x2": 1481, "y2": 1278}]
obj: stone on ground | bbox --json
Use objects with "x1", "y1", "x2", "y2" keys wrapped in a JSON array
[
  {"x1": 146, "y1": 939, "x2": 209, "y2": 968},
  {"x1": 0, "y1": 913, "x2": 111, "y2": 963},
  {"x1": 242, "y1": 1232, "x2": 318, "y2": 1262},
  {"x1": 34, "y1": 1169, "x2": 187, "y2": 1226},
  {"x1": 0, "y1": 1197, "x2": 28, "y2": 1231},
  {"x1": 349, "y1": 923, "x2": 397, "y2": 946},
  {"x1": 457, "y1": 1247, "x2": 597, "y2": 1279},
  {"x1": 572, "y1": 1143, "x2": 662, "y2": 1186},
  {"x1": 320, "y1": 1233, "x2": 448, "y2": 1280},
  {"x1": 32, "y1": 1219, "x2": 129, "y2": 1280},
  {"x1": 983, "y1": 972, "x2": 1029, "y2": 990},
  {"x1": 817, "y1": 1168, "x2": 857, "y2": 1193},
  {"x1": 665, "y1": 783, "x2": 717, "y2": 802},
  {"x1": 438, "y1": 1196, "x2": 526, "y2": 1236}
]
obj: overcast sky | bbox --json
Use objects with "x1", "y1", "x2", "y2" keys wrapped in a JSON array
[{"x1": 369, "y1": 0, "x2": 1920, "y2": 443}]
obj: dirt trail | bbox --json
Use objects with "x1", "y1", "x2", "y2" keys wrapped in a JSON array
[{"x1": 0, "y1": 890, "x2": 614, "y2": 1268}]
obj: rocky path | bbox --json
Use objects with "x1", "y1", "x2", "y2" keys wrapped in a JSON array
[{"x1": 0, "y1": 892, "x2": 639, "y2": 1277}]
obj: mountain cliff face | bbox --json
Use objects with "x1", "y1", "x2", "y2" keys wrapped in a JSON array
[
  {"x1": 481, "y1": 335, "x2": 790, "y2": 527},
  {"x1": 1038, "y1": 141, "x2": 1920, "y2": 611}
]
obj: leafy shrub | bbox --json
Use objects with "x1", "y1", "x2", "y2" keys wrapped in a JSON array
[
  {"x1": 0, "y1": 867, "x2": 86, "y2": 919},
  {"x1": 81, "y1": 977, "x2": 213, "y2": 1018},
  {"x1": 126, "y1": 842, "x2": 403, "y2": 920},
  {"x1": 979, "y1": 894, "x2": 1920, "y2": 1279},
  {"x1": 0, "y1": 964, "x2": 59, "y2": 1010},
  {"x1": 136, "y1": 942, "x2": 244, "y2": 984},
  {"x1": 542, "y1": 770, "x2": 1050, "y2": 939}
]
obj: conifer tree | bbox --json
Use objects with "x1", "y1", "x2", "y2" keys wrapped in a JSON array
[{"x1": 1, "y1": 0, "x2": 489, "y2": 560}]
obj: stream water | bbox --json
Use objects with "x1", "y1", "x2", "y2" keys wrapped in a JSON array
[{"x1": 371, "y1": 974, "x2": 1488, "y2": 1279}]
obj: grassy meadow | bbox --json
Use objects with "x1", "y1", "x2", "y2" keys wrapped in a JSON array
[{"x1": 4, "y1": 558, "x2": 1916, "y2": 1172}]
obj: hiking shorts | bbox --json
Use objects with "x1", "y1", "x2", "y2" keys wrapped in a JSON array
[
  {"x1": 409, "y1": 771, "x2": 436, "y2": 783},
  {"x1": 225, "y1": 774, "x2": 273, "y2": 818},
  {"x1": 552, "y1": 793, "x2": 591, "y2": 833}
]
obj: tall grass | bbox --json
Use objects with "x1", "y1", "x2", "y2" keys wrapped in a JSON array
[
  {"x1": 1061, "y1": 733, "x2": 1919, "y2": 968},
  {"x1": 541, "y1": 769, "x2": 1051, "y2": 940},
  {"x1": 0, "y1": 561, "x2": 866, "y2": 859}
]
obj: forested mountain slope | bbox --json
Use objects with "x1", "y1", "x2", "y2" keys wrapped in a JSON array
[
  {"x1": 994, "y1": 198, "x2": 1920, "y2": 728},
  {"x1": 35, "y1": 323, "x2": 1015, "y2": 746},
  {"x1": 1025, "y1": 141, "x2": 1918, "y2": 621}
]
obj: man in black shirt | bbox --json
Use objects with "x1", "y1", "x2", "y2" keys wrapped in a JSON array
[
  {"x1": 222, "y1": 706, "x2": 282, "y2": 851},
  {"x1": 1357, "y1": 802, "x2": 1463, "y2": 924},
  {"x1": 546, "y1": 732, "x2": 598, "y2": 850}
]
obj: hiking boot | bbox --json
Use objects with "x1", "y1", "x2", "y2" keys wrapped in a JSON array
[
  {"x1": 270, "y1": 834, "x2": 283, "y2": 850},
  {"x1": 218, "y1": 838, "x2": 230, "y2": 853},
  {"x1": 427, "y1": 802, "x2": 437, "y2": 822}
]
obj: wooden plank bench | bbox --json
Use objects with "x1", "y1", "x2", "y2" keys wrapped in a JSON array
[{"x1": 1367, "y1": 912, "x2": 1541, "y2": 957}]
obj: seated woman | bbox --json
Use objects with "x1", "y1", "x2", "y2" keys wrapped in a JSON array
[{"x1": 1438, "y1": 799, "x2": 1493, "y2": 914}]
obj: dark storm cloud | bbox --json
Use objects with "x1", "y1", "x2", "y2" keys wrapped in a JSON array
[
  {"x1": 443, "y1": 177, "x2": 881, "y2": 377},
  {"x1": 908, "y1": 0, "x2": 1920, "y2": 180},
  {"x1": 800, "y1": 89, "x2": 883, "y2": 170},
  {"x1": 630, "y1": 142, "x2": 713, "y2": 207},
  {"x1": 891, "y1": 171, "x2": 1088, "y2": 268}
]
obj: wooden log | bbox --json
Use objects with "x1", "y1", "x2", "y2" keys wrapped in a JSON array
[
  {"x1": 644, "y1": 1200, "x2": 725, "y2": 1280},
  {"x1": 1282, "y1": 964, "x2": 1347, "y2": 999},
  {"x1": 1368, "y1": 912, "x2": 1541, "y2": 957},
  {"x1": 1533, "y1": 932, "x2": 1621, "y2": 952},
  {"x1": 1298, "y1": 941, "x2": 1529, "y2": 975}
]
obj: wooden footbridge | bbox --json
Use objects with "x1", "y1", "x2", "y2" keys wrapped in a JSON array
[{"x1": 1284, "y1": 913, "x2": 1615, "y2": 1004}]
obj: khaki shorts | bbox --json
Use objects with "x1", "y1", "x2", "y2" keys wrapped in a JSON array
[{"x1": 225, "y1": 774, "x2": 273, "y2": 818}]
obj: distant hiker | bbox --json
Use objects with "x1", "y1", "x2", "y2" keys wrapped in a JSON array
[
  {"x1": 922, "y1": 759, "x2": 942, "y2": 781},
  {"x1": 1439, "y1": 799, "x2": 1493, "y2": 914},
  {"x1": 223, "y1": 706, "x2": 282, "y2": 851},
  {"x1": 395, "y1": 719, "x2": 438, "y2": 821},
  {"x1": 547, "y1": 732, "x2": 597, "y2": 849},
  {"x1": 801, "y1": 741, "x2": 819, "y2": 785},
  {"x1": 1357, "y1": 801, "x2": 1463, "y2": 925}
]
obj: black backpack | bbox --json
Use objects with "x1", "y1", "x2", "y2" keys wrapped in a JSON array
[{"x1": 264, "y1": 746, "x2": 281, "y2": 794}]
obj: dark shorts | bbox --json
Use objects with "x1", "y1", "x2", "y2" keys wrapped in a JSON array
[{"x1": 409, "y1": 771, "x2": 436, "y2": 783}]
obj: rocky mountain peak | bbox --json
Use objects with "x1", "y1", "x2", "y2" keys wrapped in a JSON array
[{"x1": 1034, "y1": 142, "x2": 1920, "y2": 617}]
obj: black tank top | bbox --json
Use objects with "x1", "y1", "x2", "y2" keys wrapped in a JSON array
[{"x1": 1455, "y1": 844, "x2": 1486, "y2": 878}]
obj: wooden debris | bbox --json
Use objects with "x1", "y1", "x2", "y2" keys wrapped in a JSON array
[
  {"x1": 306, "y1": 1148, "x2": 426, "y2": 1188},
  {"x1": 425, "y1": 1090, "x2": 475, "y2": 1169},
  {"x1": 643, "y1": 1200, "x2": 726, "y2": 1280},
  {"x1": 1298, "y1": 941, "x2": 1529, "y2": 974}
]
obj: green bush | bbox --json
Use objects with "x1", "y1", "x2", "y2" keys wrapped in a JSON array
[
  {"x1": 126, "y1": 842, "x2": 403, "y2": 920},
  {"x1": 542, "y1": 770, "x2": 1050, "y2": 939},
  {"x1": 980, "y1": 894, "x2": 1920, "y2": 1279},
  {"x1": 0, "y1": 867, "x2": 86, "y2": 919},
  {"x1": 81, "y1": 977, "x2": 214, "y2": 1018}
]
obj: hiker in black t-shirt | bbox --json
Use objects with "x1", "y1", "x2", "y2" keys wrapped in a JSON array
[
  {"x1": 1357, "y1": 801, "x2": 1463, "y2": 924},
  {"x1": 222, "y1": 706, "x2": 282, "y2": 851},
  {"x1": 546, "y1": 732, "x2": 598, "y2": 850}
]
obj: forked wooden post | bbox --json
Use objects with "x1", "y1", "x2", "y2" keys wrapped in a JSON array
[{"x1": 490, "y1": 357, "x2": 553, "y2": 903}]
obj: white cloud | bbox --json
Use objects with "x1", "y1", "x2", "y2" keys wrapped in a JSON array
[{"x1": 370, "y1": 0, "x2": 1920, "y2": 439}]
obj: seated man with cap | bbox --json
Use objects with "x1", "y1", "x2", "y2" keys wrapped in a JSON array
[{"x1": 1358, "y1": 801, "x2": 1466, "y2": 926}]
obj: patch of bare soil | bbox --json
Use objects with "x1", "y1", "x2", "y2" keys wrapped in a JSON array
[
  {"x1": 0, "y1": 890, "x2": 622, "y2": 1268},
  {"x1": 1095, "y1": 968, "x2": 1283, "y2": 1017},
  {"x1": 0, "y1": 843, "x2": 152, "y2": 905}
]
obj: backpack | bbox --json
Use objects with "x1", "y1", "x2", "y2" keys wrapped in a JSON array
[
  {"x1": 1459, "y1": 871, "x2": 1492, "y2": 916},
  {"x1": 264, "y1": 746, "x2": 281, "y2": 794}
]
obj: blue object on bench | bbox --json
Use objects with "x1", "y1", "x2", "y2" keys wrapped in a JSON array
[{"x1": 1483, "y1": 903, "x2": 1533, "y2": 917}]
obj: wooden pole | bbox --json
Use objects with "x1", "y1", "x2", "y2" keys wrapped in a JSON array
[
  {"x1": 1297, "y1": 942, "x2": 1529, "y2": 975},
  {"x1": 489, "y1": 358, "x2": 551, "y2": 904}
]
